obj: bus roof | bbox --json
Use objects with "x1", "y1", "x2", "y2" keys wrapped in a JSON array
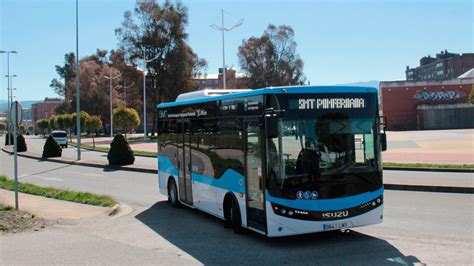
[{"x1": 157, "y1": 85, "x2": 378, "y2": 109}]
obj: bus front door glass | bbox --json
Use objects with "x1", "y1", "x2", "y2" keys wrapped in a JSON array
[
  {"x1": 178, "y1": 121, "x2": 193, "y2": 205},
  {"x1": 245, "y1": 121, "x2": 266, "y2": 231}
]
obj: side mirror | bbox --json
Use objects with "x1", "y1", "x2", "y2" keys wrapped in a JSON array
[
  {"x1": 381, "y1": 133, "x2": 387, "y2": 151},
  {"x1": 265, "y1": 115, "x2": 279, "y2": 139}
]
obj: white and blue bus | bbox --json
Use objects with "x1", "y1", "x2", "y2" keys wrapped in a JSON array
[{"x1": 157, "y1": 86, "x2": 387, "y2": 237}]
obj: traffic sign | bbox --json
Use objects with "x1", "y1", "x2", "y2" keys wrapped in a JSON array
[{"x1": 10, "y1": 101, "x2": 23, "y2": 126}]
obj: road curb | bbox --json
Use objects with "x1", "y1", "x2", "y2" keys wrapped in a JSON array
[
  {"x1": 1, "y1": 147, "x2": 158, "y2": 174},
  {"x1": 383, "y1": 166, "x2": 474, "y2": 173},
  {"x1": 384, "y1": 184, "x2": 474, "y2": 194}
]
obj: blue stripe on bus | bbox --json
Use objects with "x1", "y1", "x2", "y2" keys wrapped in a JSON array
[
  {"x1": 157, "y1": 86, "x2": 378, "y2": 108},
  {"x1": 159, "y1": 154, "x2": 383, "y2": 211},
  {"x1": 265, "y1": 188, "x2": 384, "y2": 211},
  {"x1": 158, "y1": 155, "x2": 245, "y2": 193},
  {"x1": 158, "y1": 156, "x2": 179, "y2": 176},
  {"x1": 192, "y1": 170, "x2": 245, "y2": 194}
]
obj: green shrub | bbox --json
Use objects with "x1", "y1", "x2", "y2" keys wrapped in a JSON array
[
  {"x1": 107, "y1": 134, "x2": 134, "y2": 165},
  {"x1": 17, "y1": 135, "x2": 27, "y2": 152},
  {"x1": 4, "y1": 133, "x2": 14, "y2": 145},
  {"x1": 42, "y1": 136, "x2": 62, "y2": 158}
]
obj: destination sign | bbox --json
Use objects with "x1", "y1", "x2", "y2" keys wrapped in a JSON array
[
  {"x1": 163, "y1": 109, "x2": 208, "y2": 119},
  {"x1": 294, "y1": 98, "x2": 366, "y2": 110}
]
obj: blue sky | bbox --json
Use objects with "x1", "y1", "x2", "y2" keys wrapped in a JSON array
[{"x1": 0, "y1": 0, "x2": 472, "y2": 101}]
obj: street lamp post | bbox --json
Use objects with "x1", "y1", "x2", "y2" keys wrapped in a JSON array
[
  {"x1": 7, "y1": 75, "x2": 17, "y2": 106},
  {"x1": 4, "y1": 74, "x2": 17, "y2": 143},
  {"x1": 140, "y1": 47, "x2": 159, "y2": 141},
  {"x1": 122, "y1": 81, "x2": 134, "y2": 107},
  {"x1": 75, "y1": 0, "x2": 81, "y2": 160},
  {"x1": 0, "y1": 50, "x2": 18, "y2": 141},
  {"x1": 210, "y1": 10, "x2": 243, "y2": 89},
  {"x1": 104, "y1": 69, "x2": 121, "y2": 137}
]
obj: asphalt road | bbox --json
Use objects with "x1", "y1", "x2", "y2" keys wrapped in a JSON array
[{"x1": 0, "y1": 147, "x2": 473, "y2": 264}]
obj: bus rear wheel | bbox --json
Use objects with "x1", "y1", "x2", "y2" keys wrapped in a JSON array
[{"x1": 168, "y1": 179, "x2": 179, "y2": 207}]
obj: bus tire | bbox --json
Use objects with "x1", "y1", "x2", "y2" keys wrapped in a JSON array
[
  {"x1": 230, "y1": 197, "x2": 244, "y2": 234},
  {"x1": 168, "y1": 178, "x2": 179, "y2": 207}
]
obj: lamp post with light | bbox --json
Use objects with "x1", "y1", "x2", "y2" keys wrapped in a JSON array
[
  {"x1": 139, "y1": 47, "x2": 159, "y2": 141},
  {"x1": 0, "y1": 50, "x2": 18, "y2": 141},
  {"x1": 104, "y1": 69, "x2": 121, "y2": 137}
]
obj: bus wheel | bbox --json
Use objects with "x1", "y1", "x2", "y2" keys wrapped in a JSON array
[
  {"x1": 168, "y1": 179, "x2": 179, "y2": 207},
  {"x1": 230, "y1": 198, "x2": 244, "y2": 234}
]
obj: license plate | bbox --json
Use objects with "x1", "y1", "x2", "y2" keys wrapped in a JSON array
[{"x1": 323, "y1": 222, "x2": 348, "y2": 231}]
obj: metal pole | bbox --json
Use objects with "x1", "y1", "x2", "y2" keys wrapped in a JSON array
[
  {"x1": 110, "y1": 69, "x2": 113, "y2": 137},
  {"x1": 211, "y1": 11, "x2": 243, "y2": 90},
  {"x1": 75, "y1": 0, "x2": 81, "y2": 160},
  {"x1": 7, "y1": 53, "x2": 11, "y2": 142},
  {"x1": 124, "y1": 82, "x2": 127, "y2": 106},
  {"x1": 143, "y1": 47, "x2": 147, "y2": 141},
  {"x1": 13, "y1": 102, "x2": 18, "y2": 209},
  {"x1": 221, "y1": 9, "x2": 226, "y2": 90}
]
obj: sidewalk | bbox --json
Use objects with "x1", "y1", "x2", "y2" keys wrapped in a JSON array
[
  {"x1": 0, "y1": 189, "x2": 110, "y2": 220},
  {"x1": 383, "y1": 129, "x2": 474, "y2": 164}
]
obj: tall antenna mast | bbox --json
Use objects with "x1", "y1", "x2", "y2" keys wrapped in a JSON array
[{"x1": 211, "y1": 9, "x2": 244, "y2": 90}]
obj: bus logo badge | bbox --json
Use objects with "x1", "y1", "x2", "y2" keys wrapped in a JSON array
[
  {"x1": 311, "y1": 191, "x2": 319, "y2": 199},
  {"x1": 303, "y1": 191, "x2": 311, "y2": 200},
  {"x1": 296, "y1": 191, "x2": 304, "y2": 199}
]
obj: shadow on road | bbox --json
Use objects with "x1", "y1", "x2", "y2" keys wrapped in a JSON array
[{"x1": 136, "y1": 202, "x2": 424, "y2": 265}]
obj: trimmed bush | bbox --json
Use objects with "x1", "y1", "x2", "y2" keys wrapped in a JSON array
[
  {"x1": 17, "y1": 135, "x2": 27, "y2": 152},
  {"x1": 107, "y1": 134, "x2": 135, "y2": 166},
  {"x1": 42, "y1": 136, "x2": 62, "y2": 158},
  {"x1": 4, "y1": 133, "x2": 14, "y2": 146}
]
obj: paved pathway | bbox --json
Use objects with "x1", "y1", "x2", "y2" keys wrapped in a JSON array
[
  {"x1": 383, "y1": 129, "x2": 474, "y2": 164},
  {"x1": 0, "y1": 189, "x2": 110, "y2": 220}
]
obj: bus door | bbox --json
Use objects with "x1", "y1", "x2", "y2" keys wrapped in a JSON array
[
  {"x1": 178, "y1": 120, "x2": 193, "y2": 205},
  {"x1": 245, "y1": 120, "x2": 267, "y2": 232}
]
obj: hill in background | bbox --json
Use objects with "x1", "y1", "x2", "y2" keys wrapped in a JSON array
[{"x1": 0, "y1": 100, "x2": 40, "y2": 112}]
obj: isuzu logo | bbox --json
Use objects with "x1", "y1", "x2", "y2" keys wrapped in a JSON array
[{"x1": 322, "y1": 210, "x2": 349, "y2": 219}]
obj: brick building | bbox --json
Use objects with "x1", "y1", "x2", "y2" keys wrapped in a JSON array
[
  {"x1": 31, "y1": 98, "x2": 63, "y2": 131},
  {"x1": 380, "y1": 77, "x2": 474, "y2": 131},
  {"x1": 405, "y1": 50, "x2": 474, "y2": 81},
  {"x1": 192, "y1": 68, "x2": 248, "y2": 90}
]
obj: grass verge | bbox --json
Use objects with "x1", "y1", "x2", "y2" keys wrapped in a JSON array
[
  {"x1": 0, "y1": 176, "x2": 116, "y2": 207},
  {"x1": 383, "y1": 162, "x2": 474, "y2": 169},
  {"x1": 0, "y1": 204, "x2": 42, "y2": 233}
]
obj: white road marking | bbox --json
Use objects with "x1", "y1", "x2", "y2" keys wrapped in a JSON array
[
  {"x1": 61, "y1": 170, "x2": 103, "y2": 177},
  {"x1": 39, "y1": 177, "x2": 64, "y2": 182},
  {"x1": 81, "y1": 173, "x2": 104, "y2": 177}
]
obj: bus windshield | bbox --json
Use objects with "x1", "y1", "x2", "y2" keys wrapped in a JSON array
[{"x1": 267, "y1": 112, "x2": 382, "y2": 200}]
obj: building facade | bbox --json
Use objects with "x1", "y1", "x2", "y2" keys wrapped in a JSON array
[
  {"x1": 380, "y1": 78, "x2": 474, "y2": 131},
  {"x1": 405, "y1": 51, "x2": 474, "y2": 81},
  {"x1": 31, "y1": 98, "x2": 63, "y2": 130},
  {"x1": 192, "y1": 68, "x2": 248, "y2": 90}
]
